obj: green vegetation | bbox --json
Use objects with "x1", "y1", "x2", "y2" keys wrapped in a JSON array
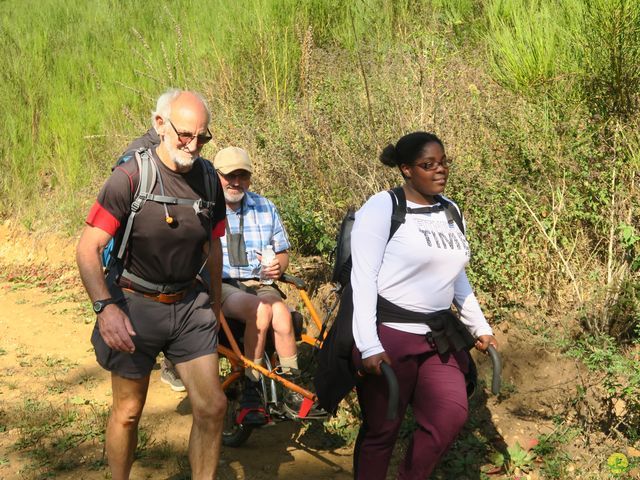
[
  {"x1": 2, "y1": 0, "x2": 637, "y2": 308},
  {"x1": 2, "y1": 395, "x2": 169, "y2": 476},
  {"x1": 569, "y1": 334, "x2": 640, "y2": 442},
  {"x1": 1, "y1": 0, "x2": 638, "y2": 478}
]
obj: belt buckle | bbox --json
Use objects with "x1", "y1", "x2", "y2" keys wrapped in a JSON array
[{"x1": 157, "y1": 291, "x2": 185, "y2": 304}]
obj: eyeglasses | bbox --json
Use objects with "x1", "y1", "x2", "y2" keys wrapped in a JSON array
[
  {"x1": 168, "y1": 119, "x2": 213, "y2": 147},
  {"x1": 217, "y1": 170, "x2": 251, "y2": 181},
  {"x1": 414, "y1": 157, "x2": 452, "y2": 171}
]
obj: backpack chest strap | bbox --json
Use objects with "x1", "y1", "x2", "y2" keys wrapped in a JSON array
[{"x1": 146, "y1": 193, "x2": 215, "y2": 210}]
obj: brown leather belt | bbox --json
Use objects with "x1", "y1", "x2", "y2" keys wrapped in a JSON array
[{"x1": 122, "y1": 285, "x2": 193, "y2": 304}]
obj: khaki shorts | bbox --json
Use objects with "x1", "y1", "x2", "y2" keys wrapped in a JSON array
[
  {"x1": 91, "y1": 283, "x2": 218, "y2": 379},
  {"x1": 221, "y1": 278, "x2": 284, "y2": 304}
]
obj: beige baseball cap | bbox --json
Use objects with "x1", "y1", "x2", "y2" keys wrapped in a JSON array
[{"x1": 213, "y1": 146, "x2": 253, "y2": 174}]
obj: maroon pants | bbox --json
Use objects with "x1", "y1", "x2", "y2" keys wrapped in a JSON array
[{"x1": 353, "y1": 324, "x2": 470, "y2": 480}]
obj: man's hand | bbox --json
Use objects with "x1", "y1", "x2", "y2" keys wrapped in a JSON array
[
  {"x1": 474, "y1": 335, "x2": 498, "y2": 352},
  {"x1": 361, "y1": 351, "x2": 392, "y2": 376},
  {"x1": 261, "y1": 257, "x2": 282, "y2": 280},
  {"x1": 97, "y1": 304, "x2": 136, "y2": 353},
  {"x1": 76, "y1": 225, "x2": 134, "y2": 351}
]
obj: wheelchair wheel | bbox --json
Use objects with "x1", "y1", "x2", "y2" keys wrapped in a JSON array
[{"x1": 221, "y1": 373, "x2": 254, "y2": 447}]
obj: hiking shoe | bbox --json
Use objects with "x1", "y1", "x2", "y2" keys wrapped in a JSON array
[
  {"x1": 279, "y1": 372, "x2": 328, "y2": 419},
  {"x1": 277, "y1": 371, "x2": 304, "y2": 412},
  {"x1": 284, "y1": 389, "x2": 305, "y2": 413},
  {"x1": 283, "y1": 390, "x2": 328, "y2": 419},
  {"x1": 160, "y1": 361, "x2": 185, "y2": 392},
  {"x1": 238, "y1": 377, "x2": 268, "y2": 426}
]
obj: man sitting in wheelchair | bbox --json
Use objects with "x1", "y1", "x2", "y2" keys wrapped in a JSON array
[{"x1": 213, "y1": 146, "x2": 304, "y2": 425}]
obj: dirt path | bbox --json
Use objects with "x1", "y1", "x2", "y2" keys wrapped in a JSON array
[
  {"x1": 0, "y1": 223, "x2": 355, "y2": 479},
  {"x1": 0, "y1": 277, "x2": 356, "y2": 480},
  {"x1": 0, "y1": 222, "x2": 622, "y2": 479}
]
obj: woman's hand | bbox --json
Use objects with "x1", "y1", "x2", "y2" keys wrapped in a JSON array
[
  {"x1": 361, "y1": 351, "x2": 392, "y2": 376},
  {"x1": 475, "y1": 335, "x2": 498, "y2": 352}
]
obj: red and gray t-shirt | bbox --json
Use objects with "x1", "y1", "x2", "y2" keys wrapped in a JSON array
[{"x1": 86, "y1": 147, "x2": 226, "y2": 286}]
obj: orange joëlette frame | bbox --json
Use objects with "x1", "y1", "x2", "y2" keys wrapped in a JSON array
[{"x1": 217, "y1": 274, "x2": 328, "y2": 404}]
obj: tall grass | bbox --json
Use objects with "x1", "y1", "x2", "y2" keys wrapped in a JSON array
[
  {"x1": 0, "y1": 0, "x2": 417, "y2": 230},
  {"x1": 0, "y1": 0, "x2": 639, "y2": 464},
  {"x1": 484, "y1": 0, "x2": 639, "y2": 313},
  {"x1": 485, "y1": 0, "x2": 573, "y2": 97}
]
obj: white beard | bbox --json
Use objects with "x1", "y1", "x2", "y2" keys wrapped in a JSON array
[
  {"x1": 171, "y1": 150, "x2": 196, "y2": 169},
  {"x1": 224, "y1": 189, "x2": 245, "y2": 204},
  {"x1": 165, "y1": 141, "x2": 196, "y2": 169}
]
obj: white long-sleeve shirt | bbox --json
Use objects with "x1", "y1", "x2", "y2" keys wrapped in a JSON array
[{"x1": 351, "y1": 190, "x2": 493, "y2": 359}]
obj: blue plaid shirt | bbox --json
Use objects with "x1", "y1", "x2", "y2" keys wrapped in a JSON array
[{"x1": 222, "y1": 191, "x2": 290, "y2": 279}]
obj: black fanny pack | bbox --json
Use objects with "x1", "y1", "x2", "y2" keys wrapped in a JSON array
[{"x1": 376, "y1": 295, "x2": 475, "y2": 354}]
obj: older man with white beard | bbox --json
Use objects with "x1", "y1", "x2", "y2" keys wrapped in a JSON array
[
  {"x1": 211, "y1": 146, "x2": 305, "y2": 425},
  {"x1": 76, "y1": 89, "x2": 227, "y2": 479}
]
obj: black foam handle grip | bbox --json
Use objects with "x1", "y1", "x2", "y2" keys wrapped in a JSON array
[
  {"x1": 380, "y1": 362, "x2": 399, "y2": 420},
  {"x1": 487, "y1": 345, "x2": 501, "y2": 395}
]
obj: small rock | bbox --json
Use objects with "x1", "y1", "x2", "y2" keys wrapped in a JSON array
[{"x1": 614, "y1": 399, "x2": 627, "y2": 418}]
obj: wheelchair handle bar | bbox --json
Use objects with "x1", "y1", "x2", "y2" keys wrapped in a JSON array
[
  {"x1": 487, "y1": 345, "x2": 501, "y2": 396},
  {"x1": 359, "y1": 346, "x2": 500, "y2": 423},
  {"x1": 380, "y1": 362, "x2": 399, "y2": 421},
  {"x1": 280, "y1": 273, "x2": 306, "y2": 289}
]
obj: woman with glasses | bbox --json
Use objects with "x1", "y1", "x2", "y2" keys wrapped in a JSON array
[{"x1": 350, "y1": 131, "x2": 497, "y2": 479}]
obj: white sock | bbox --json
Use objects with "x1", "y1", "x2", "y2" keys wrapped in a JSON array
[{"x1": 279, "y1": 354, "x2": 298, "y2": 374}]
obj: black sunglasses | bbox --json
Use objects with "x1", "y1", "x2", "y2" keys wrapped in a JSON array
[{"x1": 168, "y1": 119, "x2": 213, "y2": 147}]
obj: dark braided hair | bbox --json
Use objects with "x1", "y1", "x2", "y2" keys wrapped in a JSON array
[{"x1": 379, "y1": 132, "x2": 443, "y2": 174}]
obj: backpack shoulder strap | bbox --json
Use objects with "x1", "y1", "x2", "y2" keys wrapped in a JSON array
[
  {"x1": 387, "y1": 186, "x2": 407, "y2": 240},
  {"x1": 199, "y1": 158, "x2": 217, "y2": 203},
  {"x1": 136, "y1": 149, "x2": 157, "y2": 199},
  {"x1": 434, "y1": 194, "x2": 464, "y2": 235},
  {"x1": 195, "y1": 157, "x2": 219, "y2": 275},
  {"x1": 116, "y1": 149, "x2": 157, "y2": 261}
]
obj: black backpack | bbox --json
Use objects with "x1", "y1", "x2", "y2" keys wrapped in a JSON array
[{"x1": 315, "y1": 187, "x2": 465, "y2": 414}]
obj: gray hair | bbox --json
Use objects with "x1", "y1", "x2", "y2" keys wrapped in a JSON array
[{"x1": 151, "y1": 88, "x2": 211, "y2": 125}]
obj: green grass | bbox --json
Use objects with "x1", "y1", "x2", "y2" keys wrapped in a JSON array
[
  {"x1": 0, "y1": 0, "x2": 423, "y2": 233},
  {"x1": 1, "y1": 0, "x2": 637, "y2": 310}
]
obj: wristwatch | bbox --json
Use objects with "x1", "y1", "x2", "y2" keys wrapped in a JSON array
[{"x1": 92, "y1": 298, "x2": 117, "y2": 314}]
